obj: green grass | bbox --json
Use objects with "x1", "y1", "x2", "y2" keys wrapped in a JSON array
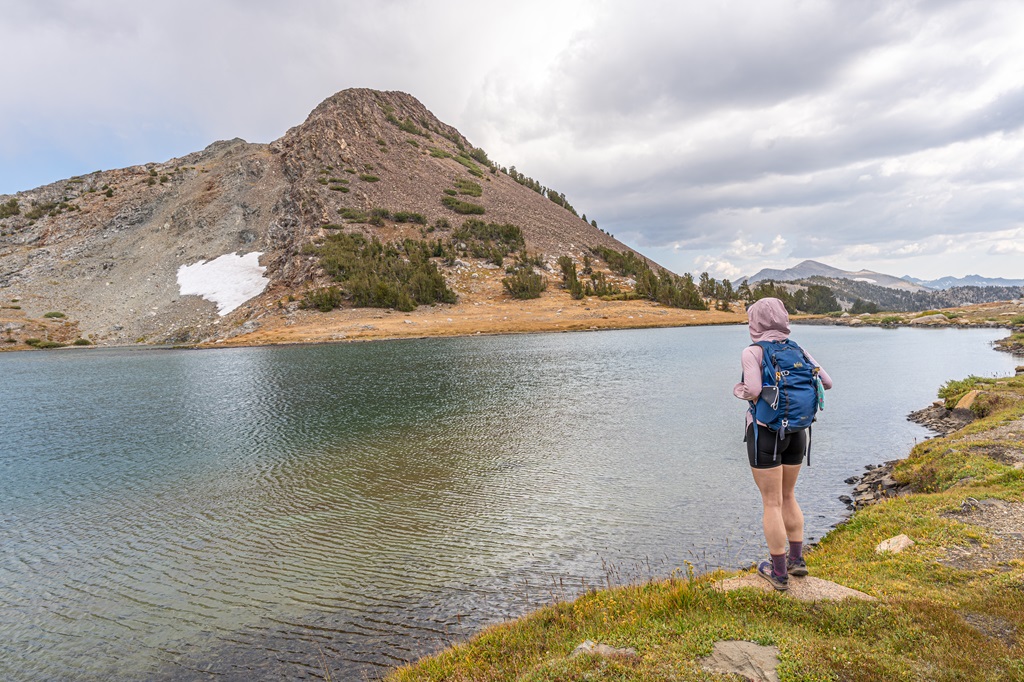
[
  {"x1": 359, "y1": 174, "x2": 380, "y2": 183},
  {"x1": 43, "y1": 311, "x2": 65, "y2": 318},
  {"x1": 388, "y1": 373, "x2": 1024, "y2": 681}
]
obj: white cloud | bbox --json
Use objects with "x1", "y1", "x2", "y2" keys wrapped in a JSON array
[
  {"x1": 2, "y1": 1, "x2": 1023, "y2": 279},
  {"x1": 694, "y1": 256, "x2": 743, "y2": 280}
]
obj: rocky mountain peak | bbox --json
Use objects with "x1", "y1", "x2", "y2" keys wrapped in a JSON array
[{"x1": 0, "y1": 88, "x2": 639, "y2": 348}]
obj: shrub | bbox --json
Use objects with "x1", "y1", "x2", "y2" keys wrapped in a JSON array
[
  {"x1": 359, "y1": 174, "x2": 380, "y2": 183},
  {"x1": 503, "y1": 266, "x2": 546, "y2": 299},
  {"x1": 429, "y1": 147, "x2": 452, "y2": 159},
  {"x1": 104, "y1": 188, "x2": 114, "y2": 197},
  {"x1": 301, "y1": 286, "x2": 344, "y2": 312},
  {"x1": 938, "y1": 375, "x2": 997, "y2": 409},
  {"x1": 850, "y1": 298, "x2": 880, "y2": 314},
  {"x1": 453, "y1": 154, "x2": 484, "y2": 177},
  {"x1": 304, "y1": 233, "x2": 456, "y2": 311},
  {"x1": 25, "y1": 202, "x2": 58, "y2": 220},
  {"x1": 338, "y1": 208, "x2": 369, "y2": 222},
  {"x1": 0, "y1": 198, "x2": 20, "y2": 218},
  {"x1": 454, "y1": 179, "x2": 482, "y2": 197},
  {"x1": 444, "y1": 189, "x2": 457, "y2": 196},
  {"x1": 558, "y1": 255, "x2": 584, "y2": 299},
  {"x1": 442, "y1": 196, "x2": 485, "y2": 215},
  {"x1": 43, "y1": 311, "x2": 65, "y2": 318},
  {"x1": 147, "y1": 177, "x2": 157, "y2": 186},
  {"x1": 322, "y1": 223, "x2": 345, "y2": 230},
  {"x1": 392, "y1": 211, "x2": 427, "y2": 224},
  {"x1": 72, "y1": 338, "x2": 92, "y2": 346},
  {"x1": 591, "y1": 245, "x2": 707, "y2": 311},
  {"x1": 25, "y1": 338, "x2": 64, "y2": 349},
  {"x1": 453, "y1": 219, "x2": 525, "y2": 257},
  {"x1": 469, "y1": 147, "x2": 491, "y2": 166}
]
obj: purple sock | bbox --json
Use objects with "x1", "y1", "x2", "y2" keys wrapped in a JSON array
[
  {"x1": 789, "y1": 541, "x2": 803, "y2": 562},
  {"x1": 770, "y1": 553, "x2": 787, "y2": 578}
]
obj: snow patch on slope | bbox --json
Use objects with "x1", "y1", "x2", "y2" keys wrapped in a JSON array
[{"x1": 177, "y1": 252, "x2": 268, "y2": 316}]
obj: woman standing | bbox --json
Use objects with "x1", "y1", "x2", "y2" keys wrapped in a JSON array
[{"x1": 734, "y1": 297, "x2": 833, "y2": 591}]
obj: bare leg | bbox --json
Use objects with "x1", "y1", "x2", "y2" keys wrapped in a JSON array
[
  {"x1": 781, "y1": 463, "x2": 804, "y2": 544},
  {"x1": 750, "y1": 466, "x2": 786, "y2": 555}
]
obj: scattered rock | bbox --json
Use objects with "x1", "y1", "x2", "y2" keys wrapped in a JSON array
[
  {"x1": 908, "y1": 404, "x2": 974, "y2": 434},
  {"x1": 940, "y1": 498, "x2": 1024, "y2": 569},
  {"x1": 698, "y1": 640, "x2": 780, "y2": 682},
  {"x1": 842, "y1": 460, "x2": 906, "y2": 509},
  {"x1": 570, "y1": 640, "x2": 637, "y2": 659},
  {"x1": 876, "y1": 534, "x2": 915, "y2": 554}
]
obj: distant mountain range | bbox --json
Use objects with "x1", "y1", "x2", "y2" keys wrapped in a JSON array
[
  {"x1": 743, "y1": 260, "x2": 928, "y2": 291},
  {"x1": 744, "y1": 260, "x2": 1023, "y2": 292},
  {"x1": 901, "y1": 274, "x2": 1024, "y2": 290}
]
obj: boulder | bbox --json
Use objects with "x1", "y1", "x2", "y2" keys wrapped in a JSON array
[
  {"x1": 699, "y1": 640, "x2": 780, "y2": 682},
  {"x1": 910, "y1": 314, "x2": 949, "y2": 325},
  {"x1": 876, "y1": 534, "x2": 915, "y2": 554},
  {"x1": 954, "y1": 390, "x2": 981, "y2": 410}
]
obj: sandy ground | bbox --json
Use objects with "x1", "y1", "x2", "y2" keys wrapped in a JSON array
[{"x1": 214, "y1": 280, "x2": 748, "y2": 348}]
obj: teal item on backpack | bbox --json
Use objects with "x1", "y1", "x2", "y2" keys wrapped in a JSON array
[{"x1": 748, "y1": 339, "x2": 822, "y2": 465}]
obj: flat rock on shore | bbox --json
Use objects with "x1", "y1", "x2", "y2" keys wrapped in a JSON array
[{"x1": 715, "y1": 574, "x2": 876, "y2": 601}]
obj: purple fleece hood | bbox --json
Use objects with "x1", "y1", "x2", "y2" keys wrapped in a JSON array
[{"x1": 747, "y1": 297, "x2": 790, "y2": 343}]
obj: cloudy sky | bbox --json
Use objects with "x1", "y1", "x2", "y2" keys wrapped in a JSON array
[{"x1": 2, "y1": 0, "x2": 1022, "y2": 280}]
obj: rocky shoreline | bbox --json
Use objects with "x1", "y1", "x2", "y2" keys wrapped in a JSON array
[{"x1": 842, "y1": 363, "x2": 1024, "y2": 510}]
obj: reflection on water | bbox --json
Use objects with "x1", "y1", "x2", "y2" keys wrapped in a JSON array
[{"x1": 0, "y1": 326, "x2": 1016, "y2": 680}]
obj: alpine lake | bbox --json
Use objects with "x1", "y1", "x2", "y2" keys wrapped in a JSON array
[{"x1": 1, "y1": 324, "x2": 1018, "y2": 680}]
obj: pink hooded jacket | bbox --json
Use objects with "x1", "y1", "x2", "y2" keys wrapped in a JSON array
[{"x1": 733, "y1": 297, "x2": 833, "y2": 425}]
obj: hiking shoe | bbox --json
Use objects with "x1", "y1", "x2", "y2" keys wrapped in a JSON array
[
  {"x1": 757, "y1": 561, "x2": 788, "y2": 591},
  {"x1": 787, "y1": 557, "x2": 808, "y2": 577}
]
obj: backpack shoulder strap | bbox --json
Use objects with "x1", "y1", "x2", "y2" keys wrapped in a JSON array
[{"x1": 751, "y1": 341, "x2": 779, "y2": 383}]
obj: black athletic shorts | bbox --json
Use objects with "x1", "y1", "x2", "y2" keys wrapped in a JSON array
[{"x1": 745, "y1": 423, "x2": 807, "y2": 469}]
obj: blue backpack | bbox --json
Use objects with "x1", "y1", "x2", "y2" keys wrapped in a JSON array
[{"x1": 748, "y1": 339, "x2": 824, "y2": 465}]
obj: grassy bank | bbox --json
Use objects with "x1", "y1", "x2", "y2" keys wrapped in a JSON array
[{"x1": 388, "y1": 372, "x2": 1024, "y2": 681}]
